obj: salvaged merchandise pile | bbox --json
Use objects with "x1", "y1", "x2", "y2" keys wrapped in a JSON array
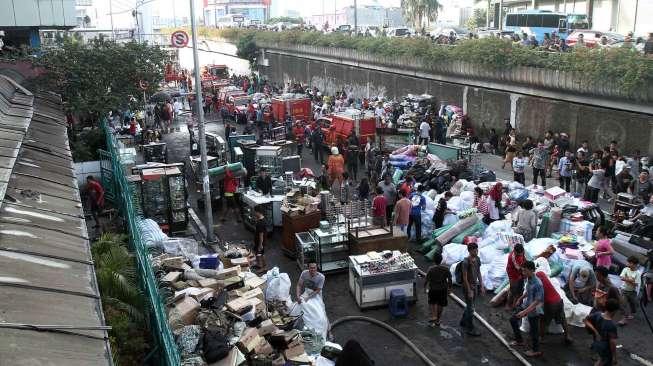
[
  {"x1": 386, "y1": 144, "x2": 462, "y2": 190},
  {"x1": 139, "y1": 219, "x2": 337, "y2": 365},
  {"x1": 412, "y1": 180, "x2": 634, "y2": 330}
]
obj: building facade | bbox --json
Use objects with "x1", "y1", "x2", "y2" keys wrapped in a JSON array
[
  {"x1": 0, "y1": 0, "x2": 76, "y2": 48},
  {"x1": 309, "y1": 5, "x2": 405, "y2": 29},
  {"x1": 204, "y1": 0, "x2": 270, "y2": 27}
]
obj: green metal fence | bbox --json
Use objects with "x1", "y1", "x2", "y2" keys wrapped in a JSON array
[{"x1": 101, "y1": 119, "x2": 180, "y2": 366}]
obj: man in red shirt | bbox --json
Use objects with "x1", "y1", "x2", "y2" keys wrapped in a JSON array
[
  {"x1": 85, "y1": 175, "x2": 105, "y2": 229},
  {"x1": 506, "y1": 244, "x2": 526, "y2": 310},
  {"x1": 535, "y1": 270, "x2": 572, "y2": 345},
  {"x1": 222, "y1": 168, "x2": 241, "y2": 223},
  {"x1": 371, "y1": 187, "x2": 387, "y2": 227}
]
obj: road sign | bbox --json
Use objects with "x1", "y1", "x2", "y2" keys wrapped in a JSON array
[{"x1": 170, "y1": 30, "x2": 189, "y2": 48}]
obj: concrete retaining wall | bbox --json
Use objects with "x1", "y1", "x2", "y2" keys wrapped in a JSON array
[{"x1": 259, "y1": 47, "x2": 653, "y2": 155}]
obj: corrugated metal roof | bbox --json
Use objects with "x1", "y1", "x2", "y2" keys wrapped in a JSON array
[{"x1": 0, "y1": 75, "x2": 112, "y2": 365}]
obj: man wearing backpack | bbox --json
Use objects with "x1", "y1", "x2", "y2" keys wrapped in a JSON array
[
  {"x1": 459, "y1": 242, "x2": 484, "y2": 336},
  {"x1": 408, "y1": 184, "x2": 426, "y2": 242}
]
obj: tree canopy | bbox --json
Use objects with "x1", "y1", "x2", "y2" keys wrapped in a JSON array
[
  {"x1": 33, "y1": 36, "x2": 168, "y2": 117},
  {"x1": 401, "y1": 0, "x2": 442, "y2": 32}
]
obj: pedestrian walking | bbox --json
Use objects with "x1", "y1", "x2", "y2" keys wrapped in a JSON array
[
  {"x1": 393, "y1": 190, "x2": 411, "y2": 233},
  {"x1": 502, "y1": 130, "x2": 517, "y2": 169},
  {"x1": 558, "y1": 151, "x2": 573, "y2": 192},
  {"x1": 536, "y1": 269, "x2": 572, "y2": 345},
  {"x1": 584, "y1": 299, "x2": 619, "y2": 366},
  {"x1": 530, "y1": 142, "x2": 549, "y2": 186},
  {"x1": 617, "y1": 256, "x2": 641, "y2": 326},
  {"x1": 505, "y1": 243, "x2": 526, "y2": 310},
  {"x1": 378, "y1": 175, "x2": 397, "y2": 225},
  {"x1": 408, "y1": 184, "x2": 426, "y2": 242},
  {"x1": 512, "y1": 151, "x2": 528, "y2": 185},
  {"x1": 419, "y1": 120, "x2": 431, "y2": 145},
  {"x1": 425, "y1": 253, "x2": 452, "y2": 327},
  {"x1": 459, "y1": 242, "x2": 484, "y2": 336},
  {"x1": 509, "y1": 261, "x2": 544, "y2": 357},
  {"x1": 585, "y1": 161, "x2": 605, "y2": 203},
  {"x1": 371, "y1": 187, "x2": 387, "y2": 227},
  {"x1": 312, "y1": 127, "x2": 324, "y2": 164}
]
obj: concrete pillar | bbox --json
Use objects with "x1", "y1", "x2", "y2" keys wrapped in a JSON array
[
  {"x1": 510, "y1": 94, "x2": 519, "y2": 130},
  {"x1": 463, "y1": 86, "x2": 469, "y2": 115}
]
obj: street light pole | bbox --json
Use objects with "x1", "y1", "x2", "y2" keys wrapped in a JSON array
[
  {"x1": 354, "y1": 0, "x2": 357, "y2": 34},
  {"x1": 189, "y1": 0, "x2": 215, "y2": 242}
]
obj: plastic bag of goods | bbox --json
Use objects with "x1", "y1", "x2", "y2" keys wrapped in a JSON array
[
  {"x1": 508, "y1": 189, "x2": 529, "y2": 202},
  {"x1": 479, "y1": 245, "x2": 502, "y2": 264},
  {"x1": 443, "y1": 213, "x2": 459, "y2": 226},
  {"x1": 460, "y1": 190, "x2": 475, "y2": 207},
  {"x1": 442, "y1": 244, "x2": 469, "y2": 266},
  {"x1": 139, "y1": 218, "x2": 168, "y2": 247},
  {"x1": 482, "y1": 220, "x2": 514, "y2": 239},
  {"x1": 263, "y1": 267, "x2": 292, "y2": 302},
  {"x1": 508, "y1": 181, "x2": 525, "y2": 191},
  {"x1": 300, "y1": 289, "x2": 329, "y2": 340},
  {"x1": 484, "y1": 253, "x2": 509, "y2": 290}
]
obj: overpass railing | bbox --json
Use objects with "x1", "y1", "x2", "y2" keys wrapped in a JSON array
[{"x1": 260, "y1": 42, "x2": 653, "y2": 103}]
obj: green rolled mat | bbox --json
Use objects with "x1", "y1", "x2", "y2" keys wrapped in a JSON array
[
  {"x1": 432, "y1": 224, "x2": 454, "y2": 239},
  {"x1": 451, "y1": 221, "x2": 487, "y2": 244},
  {"x1": 207, "y1": 162, "x2": 244, "y2": 177},
  {"x1": 536, "y1": 213, "x2": 551, "y2": 238},
  {"x1": 424, "y1": 244, "x2": 442, "y2": 261},
  {"x1": 417, "y1": 238, "x2": 437, "y2": 254},
  {"x1": 392, "y1": 169, "x2": 404, "y2": 185}
]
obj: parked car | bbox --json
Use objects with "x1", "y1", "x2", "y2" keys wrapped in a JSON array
[
  {"x1": 387, "y1": 27, "x2": 411, "y2": 37},
  {"x1": 430, "y1": 26, "x2": 469, "y2": 39},
  {"x1": 336, "y1": 24, "x2": 352, "y2": 33},
  {"x1": 565, "y1": 30, "x2": 624, "y2": 48}
]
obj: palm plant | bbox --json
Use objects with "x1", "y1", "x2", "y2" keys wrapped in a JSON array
[
  {"x1": 401, "y1": 0, "x2": 442, "y2": 33},
  {"x1": 92, "y1": 233, "x2": 147, "y2": 324}
]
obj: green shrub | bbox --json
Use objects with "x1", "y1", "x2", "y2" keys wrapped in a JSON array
[{"x1": 218, "y1": 28, "x2": 653, "y2": 96}]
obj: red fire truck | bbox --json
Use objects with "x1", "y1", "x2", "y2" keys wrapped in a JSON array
[
  {"x1": 323, "y1": 110, "x2": 377, "y2": 145},
  {"x1": 270, "y1": 94, "x2": 312, "y2": 122}
]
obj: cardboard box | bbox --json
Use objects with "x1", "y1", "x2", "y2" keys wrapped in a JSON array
[
  {"x1": 172, "y1": 281, "x2": 189, "y2": 290},
  {"x1": 220, "y1": 276, "x2": 244, "y2": 291},
  {"x1": 216, "y1": 266, "x2": 241, "y2": 279},
  {"x1": 162, "y1": 271, "x2": 182, "y2": 283},
  {"x1": 190, "y1": 287, "x2": 214, "y2": 301},
  {"x1": 544, "y1": 186, "x2": 566, "y2": 201},
  {"x1": 227, "y1": 297, "x2": 261, "y2": 313},
  {"x1": 171, "y1": 296, "x2": 200, "y2": 325},
  {"x1": 162, "y1": 256, "x2": 186, "y2": 270},
  {"x1": 257, "y1": 319, "x2": 278, "y2": 336},
  {"x1": 283, "y1": 342, "x2": 305, "y2": 360},
  {"x1": 229, "y1": 257, "x2": 249, "y2": 267},
  {"x1": 254, "y1": 338, "x2": 275, "y2": 356},
  {"x1": 198, "y1": 278, "x2": 220, "y2": 289},
  {"x1": 244, "y1": 275, "x2": 266, "y2": 289},
  {"x1": 240, "y1": 287, "x2": 264, "y2": 302},
  {"x1": 237, "y1": 327, "x2": 262, "y2": 354}
]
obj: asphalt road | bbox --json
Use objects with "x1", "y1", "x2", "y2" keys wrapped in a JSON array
[{"x1": 157, "y1": 111, "x2": 653, "y2": 366}]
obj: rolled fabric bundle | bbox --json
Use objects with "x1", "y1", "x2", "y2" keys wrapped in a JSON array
[
  {"x1": 435, "y1": 215, "x2": 478, "y2": 245},
  {"x1": 417, "y1": 238, "x2": 437, "y2": 254},
  {"x1": 431, "y1": 223, "x2": 455, "y2": 238},
  {"x1": 207, "y1": 162, "x2": 244, "y2": 177},
  {"x1": 425, "y1": 244, "x2": 443, "y2": 261},
  {"x1": 451, "y1": 221, "x2": 487, "y2": 244}
]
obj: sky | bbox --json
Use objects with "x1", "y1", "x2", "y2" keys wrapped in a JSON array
[
  {"x1": 138, "y1": 0, "x2": 404, "y2": 18},
  {"x1": 272, "y1": 0, "x2": 402, "y2": 17}
]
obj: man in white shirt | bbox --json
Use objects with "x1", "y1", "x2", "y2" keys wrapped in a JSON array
[{"x1": 419, "y1": 120, "x2": 431, "y2": 145}]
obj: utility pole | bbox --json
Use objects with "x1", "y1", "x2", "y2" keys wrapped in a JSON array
[
  {"x1": 189, "y1": 0, "x2": 215, "y2": 242},
  {"x1": 354, "y1": 0, "x2": 357, "y2": 34},
  {"x1": 172, "y1": 0, "x2": 177, "y2": 27},
  {"x1": 109, "y1": 0, "x2": 115, "y2": 39},
  {"x1": 498, "y1": 0, "x2": 503, "y2": 30}
]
